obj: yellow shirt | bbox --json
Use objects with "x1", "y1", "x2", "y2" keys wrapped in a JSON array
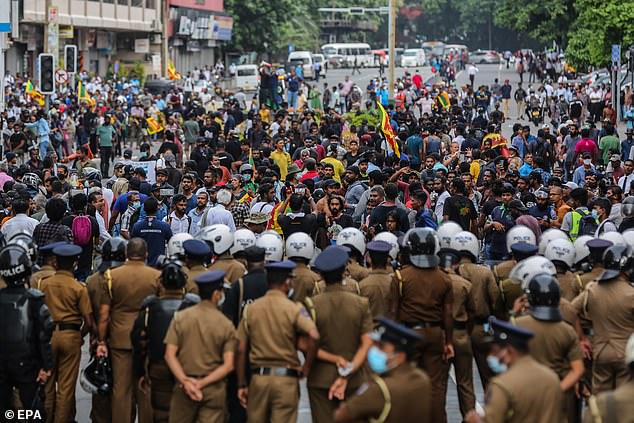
[
  {"x1": 470, "y1": 160, "x2": 481, "y2": 181},
  {"x1": 320, "y1": 157, "x2": 345, "y2": 183},
  {"x1": 270, "y1": 149, "x2": 292, "y2": 181}
]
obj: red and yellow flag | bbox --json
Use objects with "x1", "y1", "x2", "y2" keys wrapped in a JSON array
[
  {"x1": 376, "y1": 101, "x2": 400, "y2": 158},
  {"x1": 168, "y1": 61, "x2": 181, "y2": 80}
]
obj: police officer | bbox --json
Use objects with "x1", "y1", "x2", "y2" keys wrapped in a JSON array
[
  {"x1": 572, "y1": 244, "x2": 634, "y2": 393},
  {"x1": 389, "y1": 228, "x2": 454, "y2": 423},
  {"x1": 96, "y1": 238, "x2": 159, "y2": 423},
  {"x1": 439, "y1": 247, "x2": 476, "y2": 419},
  {"x1": 200, "y1": 224, "x2": 246, "y2": 284},
  {"x1": 360, "y1": 240, "x2": 394, "y2": 319},
  {"x1": 496, "y1": 243, "x2": 538, "y2": 317},
  {"x1": 163, "y1": 270, "x2": 236, "y2": 422},
  {"x1": 85, "y1": 237, "x2": 128, "y2": 423},
  {"x1": 182, "y1": 239, "x2": 211, "y2": 294},
  {"x1": 578, "y1": 239, "x2": 613, "y2": 287},
  {"x1": 336, "y1": 227, "x2": 370, "y2": 282},
  {"x1": 451, "y1": 231, "x2": 499, "y2": 389},
  {"x1": 334, "y1": 317, "x2": 432, "y2": 422},
  {"x1": 132, "y1": 260, "x2": 200, "y2": 423},
  {"x1": 493, "y1": 225, "x2": 537, "y2": 285},
  {"x1": 230, "y1": 229, "x2": 256, "y2": 268},
  {"x1": 585, "y1": 333, "x2": 634, "y2": 422},
  {"x1": 39, "y1": 243, "x2": 94, "y2": 423},
  {"x1": 307, "y1": 246, "x2": 374, "y2": 423},
  {"x1": 285, "y1": 232, "x2": 321, "y2": 303},
  {"x1": 236, "y1": 260, "x2": 320, "y2": 423},
  {"x1": 30, "y1": 242, "x2": 63, "y2": 289},
  {"x1": 0, "y1": 244, "x2": 53, "y2": 417},
  {"x1": 465, "y1": 319, "x2": 564, "y2": 423},
  {"x1": 544, "y1": 238, "x2": 583, "y2": 301},
  {"x1": 514, "y1": 273, "x2": 584, "y2": 422}
]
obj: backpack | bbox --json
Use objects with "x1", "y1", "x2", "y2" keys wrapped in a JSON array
[
  {"x1": 416, "y1": 209, "x2": 438, "y2": 230},
  {"x1": 577, "y1": 210, "x2": 599, "y2": 237},
  {"x1": 72, "y1": 214, "x2": 93, "y2": 246},
  {"x1": 0, "y1": 292, "x2": 34, "y2": 358}
]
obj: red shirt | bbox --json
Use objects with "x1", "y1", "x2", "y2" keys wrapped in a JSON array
[
  {"x1": 575, "y1": 138, "x2": 598, "y2": 157},
  {"x1": 412, "y1": 74, "x2": 423, "y2": 89},
  {"x1": 300, "y1": 170, "x2": 319, "y2": 183}
]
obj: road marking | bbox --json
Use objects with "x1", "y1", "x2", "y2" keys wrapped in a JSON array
[{"x1": 449, "y1": 364, "x2": 484, "y2": 414}]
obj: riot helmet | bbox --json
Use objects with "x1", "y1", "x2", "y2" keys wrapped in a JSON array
[
  {"x1": 400, "y1": 228, "x2": 440, "y2": 269},
  {"x1": 99, "y1": 237, "x2": 128, "y2": 272},
  {"x1": 80, "y1": 356, "x2": 113, "y2": 395},
  {"x1": 160, "y1": 259, "x2": 187, "y2": 290},
  {"x1": 0, "y1": 244, "x2": 32, "y2": 287},
  {"x1": 526, "y1": 273, "x2": 562, "y2": 321},
  {"x1": 599, "y1": 244, "x2": 632, "y2": 282}
]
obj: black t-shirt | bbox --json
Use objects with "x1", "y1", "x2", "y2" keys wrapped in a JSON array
[
  {"x1": 9, "y1": 132, "x2": 27, "y2": 151},
  {"x1": 369, "y1": 204, "x2": 409, "y2": 232},
  {"x1": 279, "y1": 213, "x2": 318, "y2": 238},
  {"x1": 61, "y1": 213, "x2": 100, "y2": 273},
  {"x1": 158, "y1": 141, "x2": 179, "y2": 156},
  {"x1": 443, "y1": 194, "x2": 477, "y2": 230}
]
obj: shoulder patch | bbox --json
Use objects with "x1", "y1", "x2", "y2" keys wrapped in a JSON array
[
  {"x1": 355, "y1": 383, "x2": 369, "y2": 396},
  {"x1": 299, "y1": 306, "x2": 311, "y2": 318}
]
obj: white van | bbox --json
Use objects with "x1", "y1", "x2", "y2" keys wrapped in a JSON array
[
  {"x1": 401, "y1": 49, "x2": 426, "y2": 67},
  {"x1": 235, "y1": 65, "x2": 259, "y2": 91},
  {"x1": 287, "y1": 51, "x2": 314, "y2": 79}
]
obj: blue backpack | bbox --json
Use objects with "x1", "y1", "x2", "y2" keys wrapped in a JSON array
[{"x1": 416, "y1": 209, "x2": 438, "y2": 230}]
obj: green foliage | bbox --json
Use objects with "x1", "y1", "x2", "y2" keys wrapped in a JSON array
[{"x1": 343, "y1": 110, "x2": 380, "y2": 127}]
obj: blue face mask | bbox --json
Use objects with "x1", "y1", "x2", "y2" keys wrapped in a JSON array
[
  {"x1": 132, "y1": 201, "x2": 141, "y2": 210},
  {"x1": 367, "y1": 346, "x2": 389, "y2": 375},
  {"x1": 487, "y1": 355, "x2": 508, "y2": 374},
  {"x1": 591, "y1": 209, "x2": 599, "y2": 220}
]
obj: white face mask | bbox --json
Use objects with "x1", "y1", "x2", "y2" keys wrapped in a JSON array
[
  {"x1": 583, "y1": 159, "x2": 592, "y2": 166},
  {"x1": 217, "y1": 293, "x2": 226, "y2": 307}
]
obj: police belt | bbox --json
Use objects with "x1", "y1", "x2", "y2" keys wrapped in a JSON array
[
  {"x1": 453, "y1": 320, "x2": 468, "y2": 330},
  {"x1": 403, "y1": 321, "x2": 442, "y2": 330},
  {"x1": 54, "y1": 322, "x2": 82, "y2": 331},
  {"x1": 252, "y1": 367, "x2": 300, "y2": 378}
]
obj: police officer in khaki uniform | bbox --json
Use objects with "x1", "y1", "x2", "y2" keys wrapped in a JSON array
[
  {"x1": 39, "y1": 243, "x2": 94, "y2": 423},
  {"x1": 236, "y1": 260, "x2": 320, "y2": 423},
  {"x1": 572, "y1": 245, "x2": 634, "y2": 393},
  {"x1": 389, "y1": 228, "x2": 454, "y2": 423},
  {"x1": 307, "y1": 246, "x2": 374, "y2": 423},
  {"x1": 465, "y1": 319, "x2": 564, "y2": 423},
  {"x1": 285, "y1": 232, "x2": 321, "y2": 303},
  {"x1": 132, "y1": 260, "x2": 200, "y2": 423},
  {"x1": 439, "y1": 248, "x2": 476, "y2": 419},
  {"x1": 164, "y1": 270, "x2": 235, "y2": 423},
  {"x1": 201, "y1": 224, "x2": 246, "y2": 284},
  {"x1": 514, "y1": 273, "x2": 584, "y2": 423},
  {"x1": 30, "y1": 243, "x2": 59, "y2": 289},
  {"x1": 584, "y1": 333, "x2": 634, "y2": 423},
  {"x1": 495, "y1": 243, "x2": 538, "y2": 318},
  {"x1": 578, "y1": 239, "x2": 612, "y2": 287},
  {"x1": 334, "y1": 317, "x2": 432, "y2": 422},
  {"x1": 360, "y1": 241, "x2": 394, "y2": 319},
  {"x1": 451, "y1": 231, "x2": 499, "y2": 389},
  {"x1": 336, "y1": 227, "x2": 370, "y2": 282},
  {"x1": 85, "y1": 237, "x2": 128, "y2": 423},
  {"x1": 96, "y1": 238, "x2": 159, "y2": 423},
  {"x1": 544, "y1": 238, "x2": 583, "y2": 302},
  {"x1": 183, "y1": 240, "x2": 212, "y2": 294}
]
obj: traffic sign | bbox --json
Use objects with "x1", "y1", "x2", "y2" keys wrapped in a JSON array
[
  {"x1": 612, "y1": 44, "x2": 621, "y2": 65},
  {"x1": 55, "y1": 69, "x2": 68, "y2": 84},
  {"x1": 0, "y1": 4, "x2": 10, "y2": 32}
]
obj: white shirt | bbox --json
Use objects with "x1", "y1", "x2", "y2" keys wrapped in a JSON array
[
  {"x1": 167, "y1": 211, "x2": 192, "y2": 235},
  {"x1": 617, "y1": 173, "x2": 634, "y2": 192},
  {"x1": 468, "y1": 65, "x2": 478, "y2": 76},
  {"x1": 434, "y1": 191, "x2": 451, "y2": 224},
  {"x1": 199, "y1": 204, "x2": 236, "y2": 232},
  {"x1": 1, "y1": 213, "x2": 39, "y2": 239},
  {"x1": 95, "y1": 212, "x2": 112, "y2": 243}
]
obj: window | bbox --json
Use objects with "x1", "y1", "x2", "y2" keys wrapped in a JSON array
[
  {"x1": 237, "y1": 68, "x2": 256, "y2": 76},
  {"x1": 146, "y1": 0, "x2": 155, "y2": 8},
  {"x1": 131, "y1": 0, "x2": 143, "y2": 7},
  {"x1": 118, "y1": 0, "x2": 128, "y2": 4}
]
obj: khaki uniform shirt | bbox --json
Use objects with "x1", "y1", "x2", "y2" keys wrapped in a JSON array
[
  {"x1": 237, "y1": 290, "x2": 316, "y2": 368},
  {"x1": 558, "y1": 270, "x2": 583, "y2": 302},
  {"x1": 291, "y1": 262, "x2": 321, "y2": 303},
  {"x1": 101, "y1": 260, "x2": 160, "y2": 350},
  {"x1": 359, "y1": 268, "x2": 392, "y2": 319},
  {"x1": 308, "y1": 284, "x2": 373, "y2": 390},
  {"x1": 183, "y1": 264, "x2": 207, "y2": 294},
  {"x1": 559, "y1": 299, "x2": 577, "y2": 327},
  {"x1": 30, "y1": 265, "x2": 56, "y2": 290},
  {"x1": 40, "y1": 270, "x2": 92, "y2": 325},
  {"x1": 86, "y1": 271, "x2": 107, "y2": 324},
  {"x1": 583, "y1": 381, "x2": 634, "y2": 423},
  {"x1": 347, "y1": 260, "x2": 369, "y2": 282},
  {"x1": 485, "y1": 355, "x2": 564, "y2": 423},
  {"x1": 458, "y1": 261, "x2": 499, "y2": 321},
  {"x1": 164, "y1": 301, "x2": 236, "y2": 376},
  {"x1": 515, "y1": 314, "x2": 582, "y2": 379},
  {"x1": 210, "y1": 255, "x2": 246, "y2": 284},
  {"x1": 447, "y1": 271, "x2": 475, "y2": 323},
  {"x1": 579, "y1": 265, "x2": 604, "y2": 288},
  {"x1": 343, "y1": 363, "x2": 432, "y2": 423},
  {"x1": 389, "y1": 265, "x2": 453, "y2": 324}
]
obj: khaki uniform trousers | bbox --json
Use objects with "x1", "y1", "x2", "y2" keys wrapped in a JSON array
[
  {"x1": 90, "y1": 391, "x2": 111, "y2": 423},
  {"x1": 308, "y1": 384, "x2": 359, "y2": 423},
  {"x1": 593, "y1": 342, "x2": 630, "y2": 394},
  {"x1": 111, "y1": 348, "x2": 153, "y2": 423},
  {"x1": 471, "y1": 324, "x2": 494, "y2": 389},
  {"x1": 45, "y1": 330, "x2": 82, "y2": 423},
  {"x1": 453, "y1": 328, "x2": 475, "y2": 418},
  {"x1": 168, "y1": 381, "x2": 226, "y2": 423},
  {"x1": 413, "y1": 326, "x2": 449, "y2": 423},
  {"x1": 148, "y1": 361, "x2": 175, "y2": 423},
  {"x1": 247, "y1": 375, "x2": 299, "y2": 423}
]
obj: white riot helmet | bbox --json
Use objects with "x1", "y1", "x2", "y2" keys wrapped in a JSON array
[
  {"x1": 543, "y1": 238, "x2": 575, "y2": 269},
  {"x1": 436, "y1": 221, "x2": 462, "y2": 249},
  {"x1": 167, "y1": 233, "x2": 194, "y2": 258},
  {"x1": 622, "y1": 230, "x2": 634, "y2": 251},
  {"x1": 538, "y1": 228, "x2": 568, "y2": 255},
  {"x1": 450, "y1": 231, "x2": 479, "y2": 262},
  {"x1": 230, "y1": 229, "x2": 257, "y2": 255},
  {"x1": 626, "y1": 333, "x2": 634, "y2": 366},
  {"x1": 285, "y1": 232, "x2": 315, "y2": 261},
  {"x1": 599, "y1": 231, "x2": 627, "y2": 248},
  {"x1": 336, "y1": 227, "x2": 366, "y2": 256},
  {"x1": 400, "y1": 228, "x2": 440, "y2": 269},
  {"x1": 373, "y1": 232, "x2": 399, "y2": 260},
  {"x1": 506, "y1": 225, "x2": 537, "y2": 254},
  {"x1": 509, "y1": 256, "x2": 558, "y2": 290},
  {"x1": 256, "y1": 231, "x2": 284, "y2": 262},
  {"x1": 197, "y1": 224, "x2": 233, "y2": 255},
  {"x1": 573, "y1": 235, "x2": 593, "y2": 264}
]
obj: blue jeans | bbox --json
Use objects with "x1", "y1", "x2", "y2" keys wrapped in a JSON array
[
  {"x1": 39, "y1": 139, "x2": 50, "y2": 160},
  {"x1": 287, "y1": 90, "x2": 298, "y2": 109}
]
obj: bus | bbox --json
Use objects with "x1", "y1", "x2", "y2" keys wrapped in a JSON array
[
  {"x1": 320, "y1": 43, "x2": 374, "y2": 68},
  {"x1": 422, "y1": 41, "x2": 446, "y2": 61}
]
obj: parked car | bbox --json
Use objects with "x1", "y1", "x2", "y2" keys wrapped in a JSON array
[
  {"x1": 235, "y1": 64, "x2": 259, "y2": 91},
  {"x1": 469, "y1": 50, "x2": 500, "y2": 64},
  {"x1": 327, "y1": 54, "x2": 346, "y2": 69},
  {"x1": 401, "y1": 49, "x2": 426, "y2": 67}
]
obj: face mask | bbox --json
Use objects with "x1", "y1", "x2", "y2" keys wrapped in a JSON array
[
  {"x1": 287, "y1": 288, "x2": 295, "y2": 299},
  {"x1": 140, "y1": 152, "x2": 147, "y2": 158},
  {"x1": 243, "y1": 174, "x2": 251, "y2": 181},
  {"x1": 487, "y1": 355, "x2": 508, "y2": 374},
  {"x1": 367, "y1": 346, "x2": 389, "y2": 374},
  {"x1": 132, "y1": 202, "x2": 141, "y2": 210},
  {"x1": 217, "y1": 293, "x2": 226, "y2": 307},
  {"x1": 591, "y1": 209, "x2": 599, "y2": 220},
  {"x1": 583, "y1": 159, "x2": 591, "y2": 166}
]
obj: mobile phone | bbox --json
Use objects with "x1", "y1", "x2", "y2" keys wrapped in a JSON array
[
  {"x1": 294, "y1": 188, "x2": 305, "y2": 195},
  {"x1": 160, "y1": 188, "x2": 175, "y2": 196}
]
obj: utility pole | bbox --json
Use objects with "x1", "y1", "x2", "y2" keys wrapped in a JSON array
[
  {"x1": 162, "y1": 0, "x2": 169, "y2": 78},
  {"x1": 44, "y1": 0, "x2": 51, "y2": 53},
  {"x1": 388, "y1": 0, "x2": 396, "y2": 101}
]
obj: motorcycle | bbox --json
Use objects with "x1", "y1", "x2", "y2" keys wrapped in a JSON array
[{"x1": 530, "y1": 106, "x2": 543, "y2": 127}]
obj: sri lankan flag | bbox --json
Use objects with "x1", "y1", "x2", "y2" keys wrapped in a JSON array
[
  {"x1": 77, "y1": 80, "x2": 96, "y2": 107},
  {"x1": 146, "y1": 116, "x2": 164, "y2": 135},
  {"x1": 168, "y1": 61, "x2": 181, "y2": 80},
  {"x1": 437, "y1": 91, "x2": 450, "y2": 111},
  {"x1": 25, "y1": 80, "x2": 45, "y2": 106},
  {"x1": 376, "y1": 101, "x2": 400, "y2": 159}
]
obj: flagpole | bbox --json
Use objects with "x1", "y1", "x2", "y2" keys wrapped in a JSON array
[{"x1": 388, "y1": 0, "x2": 396, "y2": 102}]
